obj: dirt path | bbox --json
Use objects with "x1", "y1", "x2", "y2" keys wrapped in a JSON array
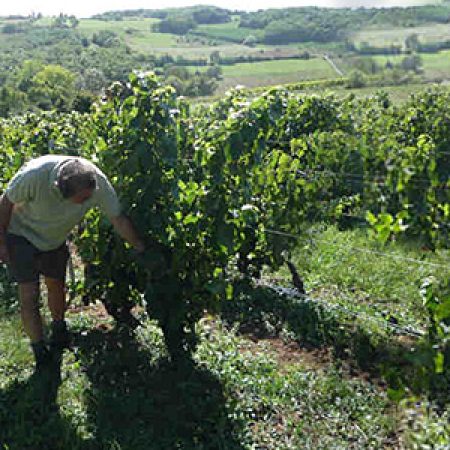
[{"x1": 321, "y1": 53, "x2": 345, "y2": 76}]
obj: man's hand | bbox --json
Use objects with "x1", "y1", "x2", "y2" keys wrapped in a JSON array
[
  {"x1": 110, "y1": 214, "x2": 146, "y2": 253},
  {"x1": 134, "y1": 245, "x2": 172, "y2": 280},
  {"x1": 0, "y1": 242, "x2": 9, "y2": 264}
]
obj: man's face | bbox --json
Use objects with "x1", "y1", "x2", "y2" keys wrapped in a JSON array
[{"x1": 69, "y1": 188, "x2": 94, "y2": 204}]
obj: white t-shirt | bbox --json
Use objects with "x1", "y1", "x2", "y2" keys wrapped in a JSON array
[{"x1": 6, "y1": 155, "x2": 121, "y2": 251}]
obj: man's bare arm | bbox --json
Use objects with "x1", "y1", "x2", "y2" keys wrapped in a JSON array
[
  {"x1": 0, "y1": 194, "x2": 13, "y2": 262},
  {"x1": 110, "y1": 214, "x2": 145, "y2": 253}
]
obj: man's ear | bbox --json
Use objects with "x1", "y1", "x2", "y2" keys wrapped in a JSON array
[{"x1": 55, "y1": 179, "x2": 69, "y2": 198}]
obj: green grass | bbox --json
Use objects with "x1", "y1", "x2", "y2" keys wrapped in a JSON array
[
  {"x1": 193, "y1": 22, "x2": 260, "y2": 43},
  {"x1": 77, "y1": 18, "x2": 180, "y2": 50},
  {"x1": 274, "y1": 224, "x2": 450, "y2": 331},
  {"x1": 77, "y1": 18, "x2": 160, "y2": 35},
  {"x1": 0, "y1": 309, "x2": 396, "y2": 449},
  {"x1": 76, "y1": 17, "x2": 341, "y2": 60},
  {"x1": 420, "y1": 50, "x2": 450, "y2": 79},
  {"x1": 216, "y1": 58, "x2": 337, "y2": 93},
  {"x1": 125, "y1": 32, "x2": 178, "y2": 51},
  {"x1": 1, "y1": 224, "x2": 449, "y2": 448},
  {"x1": 77, "y1": 18, "x2": 259, "y2": 57}
]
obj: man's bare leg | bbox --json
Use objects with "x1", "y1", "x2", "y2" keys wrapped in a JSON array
[
  {"x1": 19, "y1": 282, "x2": 43, "y2": 343},
  {"x1": 45, "y1": 277, "x2": 70, "y2": 348},
  {"x1": 19, "y1": 281, "x2": 52, "y2": 372},
  {"x1": 45, "y1": 277, "x2": 66, "y2": 321}
]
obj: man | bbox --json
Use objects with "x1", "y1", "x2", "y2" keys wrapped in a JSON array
[{"x1": 0, "y1": 154, "x2": 145, "y2": 372}]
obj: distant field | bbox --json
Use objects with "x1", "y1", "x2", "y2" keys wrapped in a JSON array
[
  {"x1": 193, "y1": 21, "x2": 261, "y2": 43},
  {"x1": 125, "y1": 32, "x2": 179, "y2": 50},
  {"x1": 353, "y1": 23, "x2": 450, "y2": 47},
  {"x1": 319, "y1": 82, "x2": 450, "y2": 103},
  {"x1": 420, "y1": 50, "x2": 450, "y2": 79},
  {"x1": 78, "y1": 18, "x2": 159, "y2": 34},
  {"x1": 2, "y1": 14, "x2": 448, "y2": 100},
  {"x1": 77, "y1": 18, "x2": 342, "y2": 59},
  {"x1": 221, "y1": 58, "x2": 336, "y2": 78},
  {"x1": 216, "y1": 58, "x2": 337, "y2": 93},
  {"x1": 126, "y1": 40, "x2": 314, "y2": 59},
  {"x1": 129, "y1": 42, "x2": 266, "y2": 58},
  {"x1": 77, "y1": 18, "x2": 180, "y2": 49},
  {"x1": 191, "y1": 81, "x2": 449, "y2": 108},
  {"x1": 77, "y1": 18, "x2": 266, "y2": 57},
  {"x1": 370, "y1": 50, "x2": 450, "y2": 80}
]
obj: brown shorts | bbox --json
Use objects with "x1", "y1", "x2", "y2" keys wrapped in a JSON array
[{"x1": 6, "y1": 234, "x2": 69, "y2": 283}]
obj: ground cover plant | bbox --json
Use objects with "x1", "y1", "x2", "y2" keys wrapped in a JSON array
[
  {"x1": 258, "y1": 225, "x2": 448, "y2": 333},
  {"x1": 0, "y1": 308, "x2": 399, "y2": 449}
]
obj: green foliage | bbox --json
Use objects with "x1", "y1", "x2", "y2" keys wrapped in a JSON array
[
  {"x1": 366, "y1": 211, "x2": 408, "y2": 244},
  {"x1": 191, "y1": 6, "x2": 231, "y2": 25},
  {"x1": 2, "y1": 5, "x2": 450, "y2": 114},
  {"x1": 93, "y1": 5, "x2": 231, "y2": 25},
  {"x1": 0, "y1": 110, "x2": 94, "y2": 173},
  {"x1": 240, "y1": 4, "x2": 450, "y2": 36},
  {"x1": 0, "y1": 86, "x2": 28, "y2": 117},
  {"x1": 357, "y1": 41, "x2": 403, "y2": 56},
  {"x1": 77, "y1": 72, "x2": 237, "y2": 358},
  {"x1": 0, "y1": 267, "x2": 17, "y2": 315},
  {"x1": 403, "y1": 403, "x2": 450, "y2": 449},
  {"x1": 285, "y1": 225, "x2": 448, "y2": 328},
  {"x1": 52, "y1": 13, "x2": 79, "y2": 29},
  {"x1": 0, "y1": 77, "x2": 449, "y2": 430},
  {"x1": 346, "y1": 69, "x2": 367, "y2": 88},
  {"x1": 401, "y1": 53, "x2": 423, "y2": 72},
  {"x1": 1, "y1": 73, "x2": 450, "y2": 447},
  {"x1": 242, "y1": 35, "x2": 258, "y2": 47},
  {"x1": 155, "y1": 15, "x2": 197, "y2": 35},
  {"x1": 92, "y1": 30, "x2": 121, "y2": 47},
  {"x1": 164, "y1": 65, "x2": 220, "y2": 97},
  {"x1": 2, "y1": 23, "x2": 25, "y2": 34},
  {"x1": 420, "y1": 278, "x2": 450, "y2": 376},
  {"x1": 263, "y1": 17, "x2": 342, "y2": 44},
  {"x1": 221, "y1": 279, "x2": 449, "y2": 406},
  {"x1": 405, "y1": 33, "x2": 421, "y2": 52},
  {"x1": 0, "y1": 25, "x2": 151, "y2": 116},
  {"x1": 28, "y1": 64, "x2": 77, "y2": 111}
]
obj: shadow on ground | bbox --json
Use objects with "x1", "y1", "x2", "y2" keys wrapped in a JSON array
[
  {"x1": 0, "y1": 349, "x2": 87, "y2": 450},
  {"x1": 221, "y1": 282, "x2": 450, "y2": 404},
  {"x1": 72, "y1": 327, "x2": 246, "y2": 450}
]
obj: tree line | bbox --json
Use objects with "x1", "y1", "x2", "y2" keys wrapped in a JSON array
[{"x1": 93, "y1": 4, "x2": 450, "y2": 44}]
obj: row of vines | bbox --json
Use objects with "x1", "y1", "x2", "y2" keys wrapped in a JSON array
[{"x1": 0, "y1": 73, "x2": 449, "y2": 377}]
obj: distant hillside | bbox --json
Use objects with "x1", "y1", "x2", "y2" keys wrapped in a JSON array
[
  {"x1": 1, "y1": 4, "x2": 450, "y2": 116},
  {"x1": 93, "y1": 5, "x2": 234, "y2": 24},
  {"x1": 93, "y1": 4, "x2": 450, "y2": 44}
]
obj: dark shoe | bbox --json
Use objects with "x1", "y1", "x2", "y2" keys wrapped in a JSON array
[
  {"x1": 50, "y1": 320, "x2": 71, "y2": 350},
  {"x1": 30, "y1": 340, "x2": 62, "y2": 408}
]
